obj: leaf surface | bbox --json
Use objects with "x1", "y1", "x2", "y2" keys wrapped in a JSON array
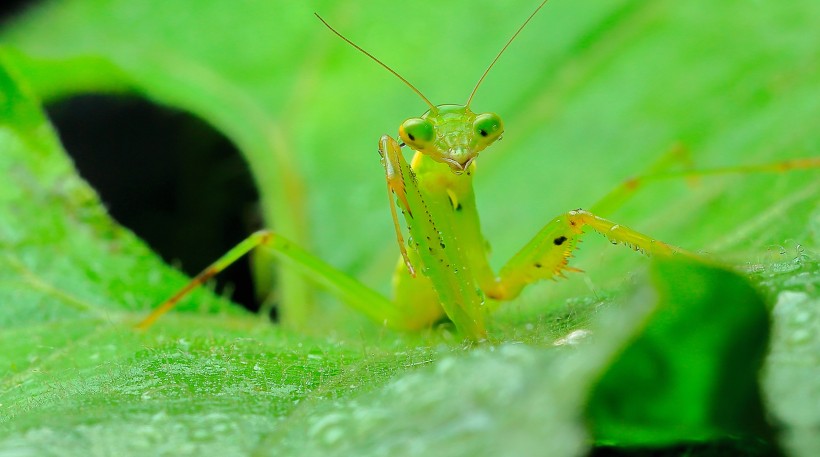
[{"x1": 1, "y1": 0, "x2": 818, "y2": 455}]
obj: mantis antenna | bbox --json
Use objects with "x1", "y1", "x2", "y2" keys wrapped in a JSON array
[
  {"x1": 315, "y1": 13, "x2": 437, "y2": 111},
  {"x1": 466, "y1": 0, "x2": 551, "y2": 107}
]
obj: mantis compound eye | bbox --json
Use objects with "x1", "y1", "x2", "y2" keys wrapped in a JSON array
[
  {"x1": 399, "y1": 118, "x2": 435, "y2": 150},
  {"x1": 473, "y1": 113, "x2": 503, "y2": 143}
]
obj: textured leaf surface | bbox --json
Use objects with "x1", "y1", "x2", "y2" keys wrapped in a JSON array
[{"x1": 1, "y1": 0, "x2": 818, "y2": 455}]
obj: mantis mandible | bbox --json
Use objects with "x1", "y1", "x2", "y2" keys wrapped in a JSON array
[{"x1": 137, "y1": 0, "x2": 815, "y2": 340}]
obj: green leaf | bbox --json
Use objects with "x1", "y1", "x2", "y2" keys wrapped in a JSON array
[
  {"x1": 587, "y1": 259, "x2": 771, "y2": 446},
  {"x1": 1, "y1": 0, "x2": 818, "y2": 455},
  {"x1": 762, "y1": 270, "x2": 820, "y2": 457}
]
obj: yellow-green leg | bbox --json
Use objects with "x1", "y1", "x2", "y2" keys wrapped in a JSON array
[
  {"x1": 485, "y1": 209, "x2": 692, "y2": 301},
  {"x1": 136, "y1": 230, "x2": 410, "y2": 331},
  {"x1": 591, "y1": 157, "x2": 820, "y2": 216},
  {"x1": 485, "y1": 156, "x2": 820, "y2": 301}
]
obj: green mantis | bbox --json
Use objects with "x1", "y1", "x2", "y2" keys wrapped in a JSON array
[{"x1": 137, "y1": 1, "x2": 817, "y2": 340}]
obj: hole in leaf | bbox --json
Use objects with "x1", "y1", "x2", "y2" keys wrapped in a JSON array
[
  {"x1": 0, "y1": 0, "x2": 37, "y2": 24},
  {"x1": 46, "y1": 94, "x2": 266, "y2": 314}
]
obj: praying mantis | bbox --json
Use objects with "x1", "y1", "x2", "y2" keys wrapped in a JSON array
[{"x1": 138, "y1": 0, "x2": 818, "y2": 340}]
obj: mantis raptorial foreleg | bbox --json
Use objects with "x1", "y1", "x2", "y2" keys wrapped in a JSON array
[{"x1": 379, "y1": 134, "x2": 487, "y2": 338}]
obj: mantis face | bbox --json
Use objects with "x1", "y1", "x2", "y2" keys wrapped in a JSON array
[
  {"x1": 314, "y1": 14, "x2": 517, "y2": 176},
  {"x1": 399, "y1": 105, "x2": 504, "y2": 174}
]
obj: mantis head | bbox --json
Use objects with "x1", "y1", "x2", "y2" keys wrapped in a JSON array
[
  {"x1": 399, "y1": 105, "x2": 503, "y2": 174},
  {"x1": 317, "y1": 0, "x2": 548, "y2": 174}
]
